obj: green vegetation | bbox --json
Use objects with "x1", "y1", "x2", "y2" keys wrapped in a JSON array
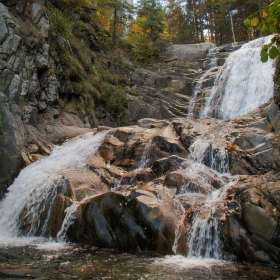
[
  {"x1": 45, "y1": 1, "x2": 131, "y2": 124},
  {"x1": 165, "y1": 86, "x2": 180, "y2": 93},
  {"x1": 244, "y1": 0, "x2": 280, "y2": 62},
  {"x1": 127, "y1": 89, "x2": 140, "y2": 96},
  {"x1": 17, "y1": 0, "x2": 277, "y2": 127},
  {"x1": 47, "y1": 5, "x2": 73, "y2": 37}
]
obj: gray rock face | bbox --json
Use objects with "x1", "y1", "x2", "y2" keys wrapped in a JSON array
[
  {"x1": 171, "y1": 43, "x2": 216, "y2": 61},
  {"x1": 0, "y1": 94, "x2": 24, "y2": 195},
  {"x1": 0, "y1": 12, "x2": 8, "y2": 44},
  {"x1": 0, "y1": 2, "x2": 67, "y2": 192}
]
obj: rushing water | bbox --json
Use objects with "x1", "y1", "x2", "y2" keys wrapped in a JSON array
[
  {"x1": 0, "y1": 131, "x2": 108, "y2": 238},
  {"x1": 0, "y1": 242, "x2": 279, "y2": 279},
  {"x1": 0, "y1": 128, "x2": 279, "y2": 279},
  {"x1": 0, "y1": 36, "x2": 279, "y2": 278},
  {"x1": 200, "y1": 36, "x2": 275, "y2": 119}
]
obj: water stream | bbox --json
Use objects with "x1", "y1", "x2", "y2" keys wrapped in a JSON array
[
  {"x1": 200, "y1": 36, "x2": 275, "y2": 119},
  {"x1": 0, "y1": 36, "x2": 278, "y2": 278}
]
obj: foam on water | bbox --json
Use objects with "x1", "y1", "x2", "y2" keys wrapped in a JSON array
[{"x1": 154, "y1": 255, "x2": 227, "y2": 269}]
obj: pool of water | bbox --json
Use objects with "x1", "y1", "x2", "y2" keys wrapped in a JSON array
[{"x1": 0, "y1": 240, "x2": 279, "y2": 280}]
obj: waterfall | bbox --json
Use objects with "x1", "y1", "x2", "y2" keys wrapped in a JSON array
[
  {"x1": 187, "y1": 48, "x2": 219, "y2": 119},
  {"x1": 201, "y1": 36, "x2": 275, "y2": 119},
  {"x1": 186, "y1": 189, "x2": 226, "y2": 260},
  {"x1": 178, "y1": 129, "x2": 236, "y2": 261},
  {"x1": 138, "y1": 139, "x2": 154, "y2": 169},
  {"x1": 57, "y1": 201, "x2": 79, "y2": 242},
  {"x1": 0, "y1": 131, "x2": 108, "y2": 239}
]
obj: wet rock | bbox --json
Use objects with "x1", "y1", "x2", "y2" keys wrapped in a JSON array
[
  {"x1": 48, "y1": 194, "x2": 73, "y2": 237},
  {"x1": 222, "y1": 175, "x2": 280, "y2": 264},
  {"x1": 63, "y1": 168, "x2": 110, "y2": 201},
  {"x1": 152, "y1": 155, "x2": 185, "y2": 177},
  {"x1": 0, "y1": 98, "x2": 24, "y2": 194},
  {"x1": 68, "y1": 187, "x2": 179, "y2": 254},
  {"x1": 120, "y1": 168, "x2": 156, "y2": 186},
  {"x1": 243, "y1": 203, "x2": 278, "y2": 242}
]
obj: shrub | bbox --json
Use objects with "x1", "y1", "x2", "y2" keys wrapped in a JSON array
[
  {"x1": 47, "y1": 5, "x2": 73, "y2": 37},
  {"x1": 100, "y1": 84, "x2": 128, "y2": 116},
  {"x1": 14, "y1": 23, "x2": 44, "y2": 50}
]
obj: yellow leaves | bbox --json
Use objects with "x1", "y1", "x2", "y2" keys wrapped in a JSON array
[
  {"x1": 251, "y1": 17, "x2": 259, "y2": 27},
  {"x1": 127, "y1": 17, "x2": 146, "y2": 40},
  {"x1": 263, "y1": 11, "x2": 269, "y2": 18},
  {"x1": 243, "y1": 17, "x2": 259, "y2": 27}
]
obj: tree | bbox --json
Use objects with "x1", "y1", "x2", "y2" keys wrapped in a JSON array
[
  {"x1": 95, "y1": 0, "x2": 135, "y2": 44},
  {"x1": 125, "y1": 0, "x2": 170, "y2": 64},
  {"x1": 137, "y1": 0, "x2": 166, "y2": 42}
]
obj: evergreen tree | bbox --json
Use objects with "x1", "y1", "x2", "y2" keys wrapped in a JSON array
[
  {"x1": 95, "y1": 0, "x2": 135, "y2": 44},
  {"x1": 137, "y1": 0, "x2": 166, "y2": 42}
]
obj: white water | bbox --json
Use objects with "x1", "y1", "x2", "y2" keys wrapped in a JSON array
[
  {"x1": 201, "y1": 36, "x2": 275, "y2": 119},
  {"x1": 187, "y1": 48, "x2": 219, "y2": 119},
  {"x1": 0, "y1": 37, "x2": 272, "y2": 267},
  {"x1": 173, "y1": 123, "x2": 238, "y2": 261},
  {"x1": 0, "y1": 131, "x2": 108, "y2": 240}
]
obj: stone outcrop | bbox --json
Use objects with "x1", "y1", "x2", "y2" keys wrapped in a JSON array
[
  {"x1": 170, "y1": 42, "x2": 216, "y2": 62},
  {"x1": 0, "y1": 1, "x2": 97, "y2": 192},
  {"x1": 0, "y1": 0, "x2": 279, "y2": 265},
  {"x1": 29, "y1": 107, "x2": 279, "y2": 262},
  {"x1": 221, "y1": 174, "x2": 280, "y2": 264},
  {"x1": 0, "y1": 1, "x2": 223, "y2": 193},
  {"x1": 67, "y1": 186, "x2": 179, "y2": 254}
]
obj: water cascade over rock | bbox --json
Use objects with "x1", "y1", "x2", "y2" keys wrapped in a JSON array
[
  {"x1": 0, "y1": 103, "x2": 279, "y2": 263},
  {"x1": 0, "y1": 32, "x2": 279, "y2": 267},
  {"x1": 200, "y1": 36, "x2": 275, "y2": 119}
]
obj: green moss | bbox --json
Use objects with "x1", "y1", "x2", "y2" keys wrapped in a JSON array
[
  {"x1": 260, "y1": 109, "x2": 268, "y2": 118},
  {"x1": 164, "y1": 86, "x2": 180, "y2": 93},
  {"x1": 273, "y1": 56, "x2": 280, "y2": 108},
  {"x1": 127, "y1": 89, "x2": 140, "y2": 96}
]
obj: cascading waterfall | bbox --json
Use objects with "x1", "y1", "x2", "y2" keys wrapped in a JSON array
[
  {"x1": 0, "y1": 131, "x2": 108, "y2": 239},
  {"x1": 186, "y1": 184, "x2": 233, "y2": 260},
  {"x1": 56, "y1": 201, "x2": 79, "y2": 242},
  {"x1": 201, "y1": 36, "x2": 275, "y2": 119},
  {"x1": 187, "y1": 48, "x2": 219, "y2": 119},
  {"x1": 176, "y1": 127, "x2": 237, "y2": 261},
  {"x1": 138, "y1": 139, "x2": 154, "y2": 169},
  {"x1": 0, "y1": 37, "x2": 275, "y2": 272}
]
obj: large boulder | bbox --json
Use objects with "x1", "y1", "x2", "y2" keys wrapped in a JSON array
[
  {"x1": 221, "y1": 174, "x2": 280, "y2": 264},
  {"x1": 66, "y1": 185, "x2": 181, "y2": 254}
]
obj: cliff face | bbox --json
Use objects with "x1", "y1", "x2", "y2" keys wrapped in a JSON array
[
  {"x1": 0, "y1": 0, "x2": 279, "y2": 196},
  {"x1": 0, "y1": 0, "x2": 98, "y2": 192},
  {"x1": 0, "y1": 0, "x2": 214, "y2": 192}
]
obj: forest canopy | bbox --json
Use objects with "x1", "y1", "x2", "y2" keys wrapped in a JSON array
[{"x1": 49, "y1": 0, "x2": 275, "y2": 64}]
